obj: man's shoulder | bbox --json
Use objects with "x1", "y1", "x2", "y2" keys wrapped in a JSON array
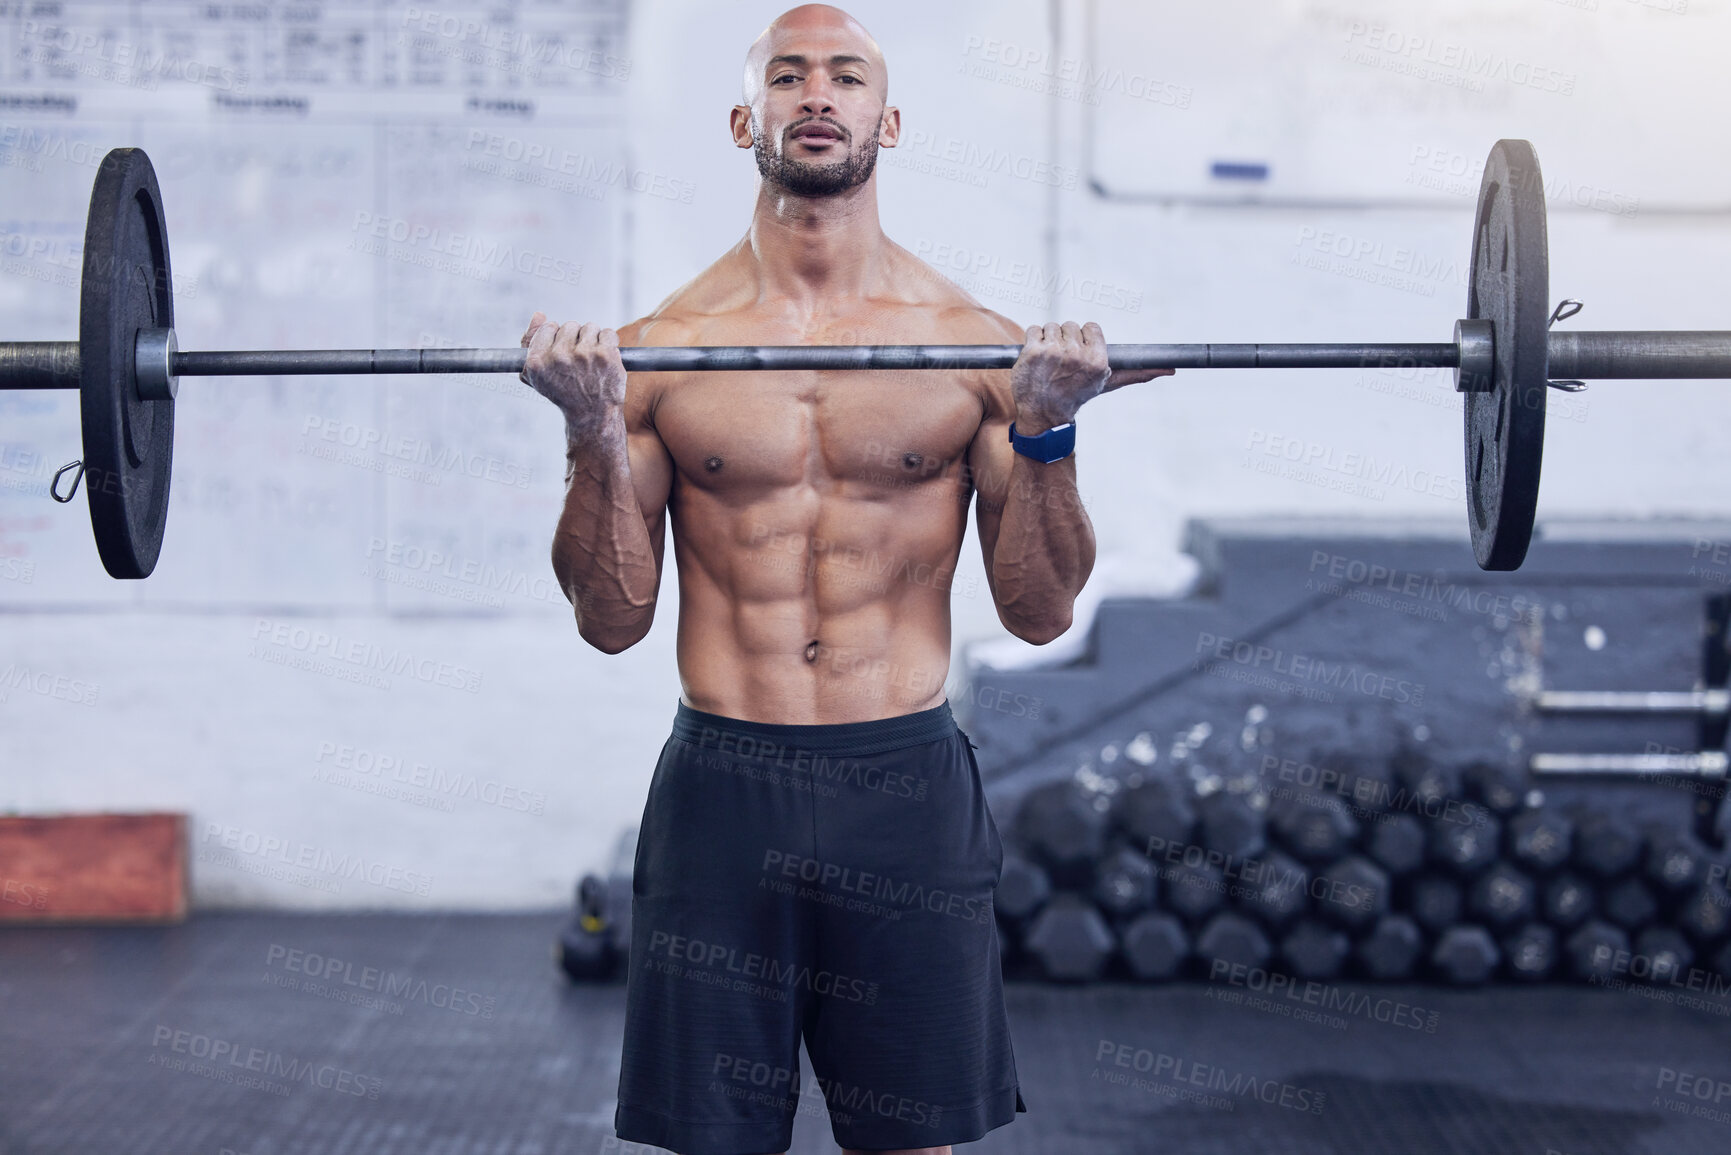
[
  {"x1": 617, "y1": 243, "x2": 756, "y2": 346},
  {"x1": 886, "y1": 242, "x2": 1024, "y2": 342}
]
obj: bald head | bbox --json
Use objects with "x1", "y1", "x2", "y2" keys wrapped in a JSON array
[{"x1": 742, "y1": 5, "x2": 887, "y2": 106}]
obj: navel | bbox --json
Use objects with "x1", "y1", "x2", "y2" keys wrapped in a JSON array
[{"x1": 804, "y1": 640, "x2": 820, "y2": 663}]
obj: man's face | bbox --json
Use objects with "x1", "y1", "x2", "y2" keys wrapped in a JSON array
[{"x1": 736, "y1": 23, "x2": 896, "y2": 197}]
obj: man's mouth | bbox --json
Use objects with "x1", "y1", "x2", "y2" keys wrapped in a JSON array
[{"x1": 789, "y1": 122, "x2": 845, "y2": 143}]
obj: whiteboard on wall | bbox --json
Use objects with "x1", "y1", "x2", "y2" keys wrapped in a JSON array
[
  {"x1": 1086, "y1": 0, "x2": 1730, "y2": 211},
  {"x1": 0, "y1": 1, "x2": 649, "y2": 611}
]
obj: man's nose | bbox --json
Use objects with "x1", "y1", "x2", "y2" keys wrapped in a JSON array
[{"x1": 799, "y1": 78, "x2": 836, "y2": 116}]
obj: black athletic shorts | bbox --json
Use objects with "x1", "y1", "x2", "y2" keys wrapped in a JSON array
[{"x1": 614, "y1": 699, "x2": 1025, "y2": 1155}]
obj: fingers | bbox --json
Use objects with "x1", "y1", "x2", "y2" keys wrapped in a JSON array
[
  {"x1": 520, "y1": 315, "x2": 561, "y2": 385},
  {"x1": 1054, "y1": 320, "x2": 1107, "y2": 375},
  {"x1": 558, "y1": 320, "x2": 589, "y2": 353},
  {"x1": 523, "y1": 321, "x2": 618, "y2": 369},
  {"x1": 567, "y1": 323, "x2": 624, "y2": 372},
  {"x1": 554, "y1": 322, "x2": 625, "y2": 378},
  {"x1": 520, "y1": 311, "x2": 547, "y2": 348},
  {"x1": 1025, "y1": 321, "x2": 1102, "y2": 348},
  {"x1": 526, "y1": 315, "x2": 560, "y2": 362}
]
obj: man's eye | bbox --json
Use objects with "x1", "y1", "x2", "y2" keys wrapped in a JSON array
[
  {"x1": 837, "y1": 75, "x2": 862, "y2": 84},
  {"x1": 772, "y1": 74, "x2": 799, "y2": 84}
]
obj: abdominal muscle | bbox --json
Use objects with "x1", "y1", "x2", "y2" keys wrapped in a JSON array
[{"x1": 670, "y1": 487, "x2": 967, "y2": 725}]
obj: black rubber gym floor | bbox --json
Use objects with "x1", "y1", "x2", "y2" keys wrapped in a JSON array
[{"x1": 3, "y1": 913, "x2": 1727, "y2": 1154}]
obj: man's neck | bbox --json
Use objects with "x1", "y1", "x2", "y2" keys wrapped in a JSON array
[{"x1": 745, "y1": 177, "x2": 889, "y2": 308}]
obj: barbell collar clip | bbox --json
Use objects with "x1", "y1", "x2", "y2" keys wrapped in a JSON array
[{"x1": 51, "y1": 460, "x2": 85, "y2": 503}]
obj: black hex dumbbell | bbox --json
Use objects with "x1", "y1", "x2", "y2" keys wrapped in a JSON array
[
  {"x1": 1542, "y1": 873, "x2": 1597, "y2": 930},
  {"x1": 1163, "y1": 860, "x2": 1228, "y2": 923},
  {"x1": 1366, "y1": 814, "x2": 1428, "y2": 877},
  {"x1": 1676, "y1": 881, "x2": 1731, "y2": 945},
  {"x1": 1396, "y1": 755, "x2": 1463, "y2": 812},
  {"x1": 1195, "y1": 910, "x2": 1272, "y2": 974},
  {"x1": 1564, "y1": 920, "x2": 1629, "y2": 983},
  {"x1": 1408, "y1": 874, "x2": 1465, "y2": 934},
  {"x1": 1645, "y1": 828, "x2": 1710, "y2": 894},
  {"x1": 1315, "y1": 855, "x2": 1389, "y2": 930},
  {"x1": 1115, "y1": 776, "x2": 1196, "y2": 851},
  {"x1": 1016, "y1": 780, "x2": 1109, "y2": 886},
  {"x1": 1430, "y1": 811, "x2": 1502, "y2": 876},
  {"x1": 1469, "y1": 862, "x2": 1537, "y2": 930},
  {"x1": 1463, "y1": 761, "x2": 1527, "y2": 817},
  {"x1": 1337, "y1": 757, "x2": 1400, "y2": 816},
  {"x1": 1022, "y1": 893, "x2": 1116, "y2": 982},
  {"x1": 1502, "y1": 923, "x2": 1557, "y2": 982},
  {"x1": 1092, "y1": 845, "x2": 1158, "y2": 920},
  {"x1": 1235, "y1": 850, "x2": 1310, "y2": 929},
  {"x1": 1122, "y1": 911, "x2": 1191, "y2": 981},
  {"x1": 1600, "y1": 878, "x2": 1659, "y2": 932},
  {"x1": 1281, "y1": 918, "x2": 1350, "y2": 981},
  {"x1": 1507, "y1": 808, "x2": 1573, "y2": 875},
  {"x1": 996, "y1": 853, "x2": 1053, "y2": 924},
  {"x1": 1573, "y1": 811, "x2": 1644, "y2": 881},
  {"x1": 1198, "y1": 790, "x2": 1268, "y2": 860},
  {"x1": 1634, "y1": 927, "x2": 1694, "y2": 985},
  {"x1": 1431, "y1": 925, "x2": 1499, "y2": 985},
  {"x1": 1272, "y1": 793, "x2": 1360, "y2": 865},
  {"x1": 1357, "y1": 915, "x2": 1424, "y2": 981}
]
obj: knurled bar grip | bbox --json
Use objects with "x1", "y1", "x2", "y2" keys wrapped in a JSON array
[{"x1": 0, "y1": 341, "x2": 83, "y2": 389}]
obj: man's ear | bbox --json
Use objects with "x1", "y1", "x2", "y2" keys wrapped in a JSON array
[
  {"x1": 730, "y1": 105, "x2": 754, "y2": 149},
  {"x1": 878, "y1": 105, "x2": 901, "y2": 148}
]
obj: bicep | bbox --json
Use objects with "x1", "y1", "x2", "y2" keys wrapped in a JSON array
[
  {"x1": 967, "y1": 402, "x2": 1016, "y2": 590},
  {"x1": 966, "y1": 311, "x2": 1029, "y2": 584},
  {"x1": 626, "y1": 421, "x2": 674, "y2": 572},
  {"x1": 617, "y1": 319, "x2": 675, "y2": 571}
]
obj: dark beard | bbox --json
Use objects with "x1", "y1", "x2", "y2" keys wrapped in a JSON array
[{"x1": 753, "y1": 115, "x2": 881, "y2": 196}]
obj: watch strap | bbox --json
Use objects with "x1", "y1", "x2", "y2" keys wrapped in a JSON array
[{"x1": 1008, "y1": 420, "x2": 1076, "y2": 463}]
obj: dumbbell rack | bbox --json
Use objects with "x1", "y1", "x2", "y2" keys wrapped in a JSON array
[{"x1": 1530, "y1": 594, "x2": 1731, "y2": 781}]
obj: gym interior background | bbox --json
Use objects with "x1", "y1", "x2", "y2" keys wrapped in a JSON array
[{"x1": 3, "y1": 1, "x2": 1730, "y2": 1153}]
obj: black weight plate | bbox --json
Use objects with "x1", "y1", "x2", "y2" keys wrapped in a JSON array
[
  {"x1": 80, "y1": 147, "x2": 175, "y2": 579},
  {"x1": 1464, "y1": 139, "x2": 1547, "y2": 571}
]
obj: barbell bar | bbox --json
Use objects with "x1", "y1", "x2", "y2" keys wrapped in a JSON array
[
  {"x1": 6, "y1": 333, "x2": 1731, "y2": 382},
  {"x1": 2, "y1": 141, "x2": 1729, "y2": 581}
]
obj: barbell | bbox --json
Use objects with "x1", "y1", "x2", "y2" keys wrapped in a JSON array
[{"x1": 2, "y1": 141, "x2": 1729, "y2": 580}]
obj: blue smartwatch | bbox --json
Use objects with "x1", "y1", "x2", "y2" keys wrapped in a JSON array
[{"x1": 1008, "y1": 420, "x2": 1076, "y2": 463}]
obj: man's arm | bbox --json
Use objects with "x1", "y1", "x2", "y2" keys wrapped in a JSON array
[
  {"x1": 966, "y1": 318, "x2": 1172, "y2": 645},
  {"x1": 522, "y1": 315, "x2": 674, "y2": 654}
]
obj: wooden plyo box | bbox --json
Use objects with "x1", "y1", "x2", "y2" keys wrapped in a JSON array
[{"x1": 0, "y1": 813, "x2": 188, "y2": 923}]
